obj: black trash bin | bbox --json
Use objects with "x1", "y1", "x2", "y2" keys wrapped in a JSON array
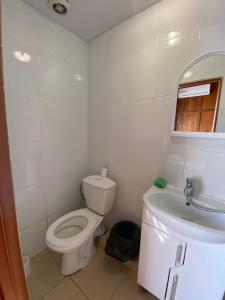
[{"x1": 105, "y1": 221, "x2": 141, "y2": 262}]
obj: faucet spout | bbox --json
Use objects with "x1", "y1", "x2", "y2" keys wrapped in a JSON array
[{"x1": 184, "y1": 178, "x2": 194, "y2": 206}]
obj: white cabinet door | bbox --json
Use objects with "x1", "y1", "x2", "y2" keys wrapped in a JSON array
[
  {"x1": 165, "y1": 269, "x2": 180, "y2": 300},
  {"x1": 138, "y1": 223, "x2": 186, "y2": 300},
  {"x1": 166, "y1": 244, "x2": 225, "y2": 300}
]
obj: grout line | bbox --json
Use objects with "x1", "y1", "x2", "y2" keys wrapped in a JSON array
[
  {"x1": 109, "y1": 271, "x2": 128, "y2": 300},
  {"x1": 68, "y1": 277, "x2": 91, "y2": 300},
  {"x1": 47, "y1": 249, "x2": 61, "y2": 266},
  {"x1": 20, "y1": 217, "x2": 47, "y2": 232},
  {"x1": 39, "y1": 278, "x2": 65, "y2": 300}
]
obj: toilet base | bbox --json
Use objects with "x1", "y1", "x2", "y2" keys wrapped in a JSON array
[{"x1": 61, "y1": 234, "x2": 95, "y2": 276}]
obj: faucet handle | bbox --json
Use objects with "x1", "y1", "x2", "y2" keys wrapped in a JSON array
[{"x1": 186, "y1": 178, "x2": 193, "y2": 186}]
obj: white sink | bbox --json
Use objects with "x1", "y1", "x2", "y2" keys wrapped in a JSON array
[{"x1": 143, "y1": 185, "x2": 225, "y2": 243}]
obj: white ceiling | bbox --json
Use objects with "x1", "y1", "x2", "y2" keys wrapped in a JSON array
[{"x1": 23, "y1": 0, "x2": 161, "y2": 41}]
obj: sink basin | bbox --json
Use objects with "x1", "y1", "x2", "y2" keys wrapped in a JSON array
[{"x1": 143, "y1": 185, "x2": 225, "y2": 243}]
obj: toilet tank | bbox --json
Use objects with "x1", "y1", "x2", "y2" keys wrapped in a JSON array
[{"x1": 82, "y1": 175, "x2": 116, "y2": 215}]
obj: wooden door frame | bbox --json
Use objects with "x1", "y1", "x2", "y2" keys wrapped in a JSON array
[{"x1": 0, "y1": 1, "x2": 30, "y2": 299}]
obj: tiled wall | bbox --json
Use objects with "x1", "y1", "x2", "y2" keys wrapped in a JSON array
[
  {"x1": 2, "y1": 0, "x2": 88, "y2": 257},
  {"x1": 3, "y1": 0, "x2": 225, "y2": 255},
  {"x1": 88, "y1": 0, "x2": 225, "y2": 226}
]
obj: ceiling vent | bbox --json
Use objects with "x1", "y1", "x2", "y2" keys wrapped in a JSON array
[{"x1": 48, "y1": 0, "x2": 71, "y2": 15}]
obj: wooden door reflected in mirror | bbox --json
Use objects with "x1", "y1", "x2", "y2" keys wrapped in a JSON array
[
  {"x1": 173, "y1": 53, "x2": 225, "y2": 136},
  {"x1": 175, "y1": 78, "x2": 222, "y2": 132}
]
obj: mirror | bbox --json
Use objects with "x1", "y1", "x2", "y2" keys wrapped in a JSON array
[{"x1": 172, "y1": 53, "x2": 225, "y2": 139}]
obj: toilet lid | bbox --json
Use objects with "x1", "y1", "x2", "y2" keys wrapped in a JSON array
[
  {"x1": 83, "y1": 175, "x2": 116, "y2": 190},
  {"x1": 46, "y1": 208, "x2": 103, "y2": 252}
]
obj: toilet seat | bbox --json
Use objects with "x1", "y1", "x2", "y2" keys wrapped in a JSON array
[{"x1": 46, "y1": 208, "x2": 103, "y2": 253}]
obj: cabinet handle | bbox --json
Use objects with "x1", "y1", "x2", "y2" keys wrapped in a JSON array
[
  {"x1": 169, "y1": 274, "x2": 178, "y2": 300},
  {"x1": 175, "y1": 245, "x2": 183, "y2": 266}
]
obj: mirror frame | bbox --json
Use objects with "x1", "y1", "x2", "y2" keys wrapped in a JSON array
[{"x1": 171, "y1": 51, "x2": 225, "y2": 139}]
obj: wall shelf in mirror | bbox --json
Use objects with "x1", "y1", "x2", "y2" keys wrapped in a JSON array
[{"x1": 171, "y1": 52, "x2": 225, "y2": 139}]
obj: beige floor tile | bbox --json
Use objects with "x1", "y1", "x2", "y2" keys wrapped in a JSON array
[
  {"x1": 30, "y1": 248, "x2": 48, "y2": 264},
  {"x1": 71, "y1": 247, "x2": 129, "y2": 300},
  {"x1": 112, "y1": 271, "x2": 158, "y2": 300},
  {"x1": 124, "y1": 257, "x2": 139, "y2": 274},
  {"x1": 42, "y1": 278, "x2": 88, "y2": 300},
  {"x1": 48, "y1": 248, "x2": 62, "y2": 266},
  {"x1": 27, "y1": 251, "x2": 63, "y2": 300}
]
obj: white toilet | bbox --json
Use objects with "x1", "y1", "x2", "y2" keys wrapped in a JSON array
[{"x1": 46, "y1": 174, "x2": 116, "y2": 275}]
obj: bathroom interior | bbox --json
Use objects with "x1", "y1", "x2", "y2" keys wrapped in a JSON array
[{"x1": 1, "y1": 0, "x2": 225, "y2": 299}]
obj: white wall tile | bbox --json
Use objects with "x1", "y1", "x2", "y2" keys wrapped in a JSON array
[
  {"x1": 20, "y1": 219, "x2": 47, "y2": 258},
  {"x1": 47, "y1": 208, "x2": 72, "y2": 227},
  {"x1": 199, "y1": 24, "x2": 225, "y2": 54},
  {"x1": 38, "y1": 51, "x2": 70, "y2": 102},
  {"x1": 88, "y1": 103, "x2": 108, "y2": 143},
  {"x1": 126, "y1": 46, "x2": 157, "y2": 101},
  {"x1": 204, "y1": 152, "x2": 225, "y2": 199},
  {"x1": 10, "y1": 142, "x2": 44, "y2": 190},
  {"x1": 66, "y1": 31, "x2": 88, "y2": 71},
  {"x1": 144, "y1": 146, "x2": 166, "y2": 189},
  {"x1": 43, "y1": 142, "x2": 86, "y2": 180},
  {"x1": 105, "y1": 143, "x2": 127, "y2": 182},
  {"x1": 36, "y1": 15, "x2": 69, "y2": 60},
  {"x1": 105, "y1": 178, "x2": 143, "y2": 226},
  {"x1": 45, "y1": 175, "x2": 81, "y2": 217},
  {"x1": 155, "y1": 31, "x2": 199, "y2": 97},
  {"x1": 166, "y1": 138, "x2": 188, "y2": 162},
  {"x1": 127, "y1": 7, "x2": 158, "y2": 54},
  {"x1": 4, "y1": 0, "x2": 225, "y2": 252},
  {"x1": 2, "y1": 0, "x2": 38, "y2": 45},
  {"x1": 156, "y1": 0, "x2": 200, "y2": 36},
  {"x1": 40, "y1": 99, "x2": 85, "y2": 142},
  {"x1": 89, "y1": 34, "x2": 107, "y2": 69},
  {"x1": 88, "y1": 142, "x2": 109, "y2": 174},
  {"x1": 208, "y1": 139, "x2": 225, "y2": 153},
  {"x1": 199, "y1": 0, "x2": 225, "y2": 27},
  {"x1": 3, "y1": 36, "x2": 39, "y2": 95},
  {"x1": 123, "y1": 143, "x2": 151, "y2": 187},
  {"x1": 105, "y1": 103, "x2": 126, "y2": 145},
  {"x1": 124, "y1": 100, "x2": 153, "y2": 145},
  {"x1": 15, "y1": 184, "x2": 46, "y2": 230},
  {"x1": 2, "y1": 0, "x2": 88, "y2": 257},
  {"x1": 164, "y1": 159, "x2": 184, "y2": 188},
  {"x1": 87, "y1": 0, "x2": 225, "y2": 228},
  {"x1": 105, "y1": 23, "x2": 128, "y2": 64},
  {"x1": 5, "y1": 90, "x2": 42, "y2": 142},
  {"x1": 183, "y1": 150, "x2": 208, "y2": 194},
  {"x1": 105, "y1": 60, "x2": 128, "y2": 103},
  {"x1": 150, "y1": 97, "x2": 173, "y2": 147}
]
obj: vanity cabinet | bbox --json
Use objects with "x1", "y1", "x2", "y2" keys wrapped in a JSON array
[
  {"x1": 138, "y1": 186, "x2": 225, "y2": 300},
  {"x1": 138, "y1": 220, "x2": 225, "y2": 300},
  {"x1": 137, "y1": 223, "x2": 186, "y2": 299}
]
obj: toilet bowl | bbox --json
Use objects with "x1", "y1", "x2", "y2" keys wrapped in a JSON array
[
  {"x1": 46, "y1": 173, "x2": 116, "y2": 275},
  {"x1": 46, "y1": 208, "x2": 103, "y2": 275}
]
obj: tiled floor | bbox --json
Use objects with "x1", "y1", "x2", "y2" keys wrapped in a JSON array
[{"x1": 27, "y1": 232, "x2": 158, "y2": 300}]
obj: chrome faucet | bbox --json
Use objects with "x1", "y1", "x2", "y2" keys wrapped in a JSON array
[{"x1": 184, "y1": 178, "x2": 194, "y2": 206}]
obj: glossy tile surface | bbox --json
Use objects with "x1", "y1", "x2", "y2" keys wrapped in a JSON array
[
  {"x1": 15, "y1": 184, "x2": 46, "y2": 230},
  {"x1": 71, "y1": 246, "x2": 128, "y2": 300},
  {"x1": 2, "y1": 0, "x2": 88, "y2": 258},
  {"x1": 28, "y1": 235, "x2": 157, "y2": 300},
  {"x1": 88, "y1": 0, "x2": 225, "y2": 228},
  {"x1": 42, "y1": 279, "x2": 88, "y2": 300},
  {"x1": 27, "y1": 250, "x2": 63, "y2": 300},
  {"x1": 20, "y1": 220, "x2": 48, "y2": 259}
]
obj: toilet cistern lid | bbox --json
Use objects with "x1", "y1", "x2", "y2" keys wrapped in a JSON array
[{"x1": 83, "y1": 175, "x2": 116, "y2": 190}]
